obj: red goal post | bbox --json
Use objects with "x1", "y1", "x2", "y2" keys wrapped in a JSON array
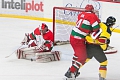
[{"x1": 53, "y1": 7, "x2": 99, "y2": 45}]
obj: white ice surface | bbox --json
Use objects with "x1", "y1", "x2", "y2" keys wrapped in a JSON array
[{"x1": 0, "y1": 17, "x2": 120, "y2": 80}]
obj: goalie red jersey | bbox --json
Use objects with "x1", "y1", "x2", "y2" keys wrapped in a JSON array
[
  {"x1": 22, "y1": 23, "x2": 54, "y2": 52},
  {"x1": 29, "y1": 27, "x2": 53, "y2": 42}
]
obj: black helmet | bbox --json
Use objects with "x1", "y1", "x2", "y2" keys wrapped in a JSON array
[{"x1": 106, "y1": 16, "x2": 116, "y2": 26}]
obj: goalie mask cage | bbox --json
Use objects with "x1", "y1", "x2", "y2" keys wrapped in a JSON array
[{"x1": 53, "y1": 7, "x2": 97, "y2": 44}]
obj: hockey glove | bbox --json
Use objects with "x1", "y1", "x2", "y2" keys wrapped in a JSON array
[
  {"x1": 21, "y1": 33, "x2": 30, "y2": 45},
  {"x1": 39, "y1": 45, "x2": 46, "y2": 51},
  {"x1": 35, "y1": 44, "x2": 49, "y2": 52},
  {"x1": 28, "y1": 40, "x2": 37, "y2": 47}
]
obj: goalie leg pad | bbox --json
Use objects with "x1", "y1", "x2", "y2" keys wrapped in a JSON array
[
  {"x1": 16, "y1": 49, "x2": 24, "y2": 59},
  {"x1": 16, "y1": 47, "x2": 38, "y2": 59},
  {"x1": 36, "y1": 51, "x2": 61, "y2": 63},
  {"x1": 51, "y1": 51, "x2": 61, "y2": 61}
]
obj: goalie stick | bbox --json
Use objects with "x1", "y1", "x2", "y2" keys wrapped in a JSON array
[{"x1": 5, "y1": 45, "x2": 22, "y2": 58}]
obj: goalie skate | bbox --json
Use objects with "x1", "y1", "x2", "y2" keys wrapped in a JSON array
[{"x1": 104, "y1": 45, "x2": 117, "y2": 54}]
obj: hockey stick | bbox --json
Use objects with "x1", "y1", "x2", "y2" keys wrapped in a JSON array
[
  {"x1": 111, "y1": 25, "x2": 119, "y2": 32},
  {"x1": 5, "y1": 45, "x2": 23, "y2": 58}
]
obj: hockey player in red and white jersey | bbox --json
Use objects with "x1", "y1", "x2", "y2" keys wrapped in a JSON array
[
  {"x1": 21, "y1": 23, "x2": 54, "y2": 52},
  {"x1": 16, "y1": 23, "x2": 61, "y2": 62},
  {"x1": 64, "y1": 4, "x2": 101, "y2": 80}
]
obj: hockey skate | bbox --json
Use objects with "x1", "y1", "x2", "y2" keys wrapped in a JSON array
[
  {"x1": 99, "y1": 74, "x2": 106, "y2": 80},
  {"x1": 75, "y1": 71, "x2": 80, "y2": 77},
  {"x1": 64, "y1": 68, "x2": 80, "y2": 80}
]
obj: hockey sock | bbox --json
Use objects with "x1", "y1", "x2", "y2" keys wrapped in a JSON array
[{"x1": 99, "y1": 60, "x2": 108, "y2": 78}]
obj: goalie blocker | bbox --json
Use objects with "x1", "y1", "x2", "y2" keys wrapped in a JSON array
[{"x1": 16, "y1": 47, "x2": 61, "y2": 63}]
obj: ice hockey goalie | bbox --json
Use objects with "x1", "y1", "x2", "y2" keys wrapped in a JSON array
[{"x1": 16, "y1": 23, "x2": 61, "y2": 62}]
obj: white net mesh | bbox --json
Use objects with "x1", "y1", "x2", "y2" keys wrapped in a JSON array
[{"x1": 53, "y1": 7, "x2": 85, "y2": 42}]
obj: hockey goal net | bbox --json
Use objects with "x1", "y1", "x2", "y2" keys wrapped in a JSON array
[{"x1": 53, "y1": 7, "x2": 99, "y2": 45}]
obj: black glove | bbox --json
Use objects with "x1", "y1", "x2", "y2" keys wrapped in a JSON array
[{"x1": 106, "y1": 39, "x2": 110, "y2": 44}]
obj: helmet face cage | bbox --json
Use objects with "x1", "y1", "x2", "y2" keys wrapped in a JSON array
[
  {"x1": 39, "y1": 23, "x2": 48, "y2": 34},
  {"x1": 106, "y1": 16, "x2": 116, "y2": 26},
  {"x1": 41, "y1": 23, "x2": 47, "y2": 30}
]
